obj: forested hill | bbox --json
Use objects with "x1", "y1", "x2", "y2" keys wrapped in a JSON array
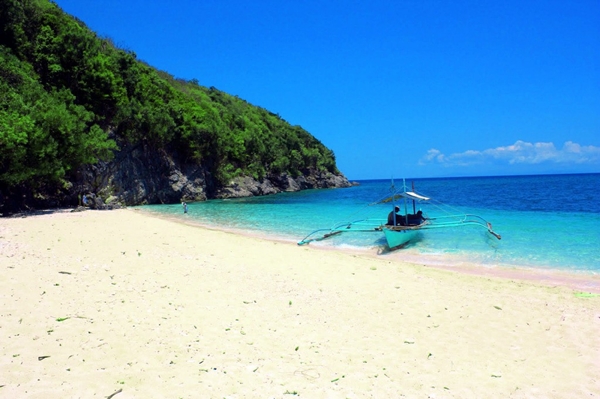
[{"x1": 0, "y1": 0, "x2": 350, "y2": 213}]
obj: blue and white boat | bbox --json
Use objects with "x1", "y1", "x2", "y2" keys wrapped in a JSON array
[{"x1": 298, "y1": 180, "x2": 501, "y2": 249}]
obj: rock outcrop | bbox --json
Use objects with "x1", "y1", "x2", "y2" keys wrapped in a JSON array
[
  {"x1": 71, "y1": 143, "x2": 352, "y2": 209},
  {"x1": 215, "y1": 171, "x2": 352, "y2": 199}
]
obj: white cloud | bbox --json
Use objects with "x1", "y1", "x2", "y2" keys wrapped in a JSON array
[
  {"x1": 419, "y1": 140, "x2": 600, "y2": 167},
  {"x1": 422, "y1": 148, "x2": 445, "y2": 162}
]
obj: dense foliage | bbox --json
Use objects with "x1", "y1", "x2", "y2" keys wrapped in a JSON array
[{"x1": 0, "y1": 0, "x2": 339, "y2": 196}]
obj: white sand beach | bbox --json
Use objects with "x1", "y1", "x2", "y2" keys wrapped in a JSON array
[{"x1": 1, "y1": 209, "x2": 599, "y2": 398}]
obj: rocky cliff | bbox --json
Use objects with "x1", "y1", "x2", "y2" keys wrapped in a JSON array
[{"x1": 71, "y1": 143, "x2": 353, "y2": 210}]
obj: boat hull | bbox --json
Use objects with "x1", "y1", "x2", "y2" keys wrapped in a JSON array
[{"x1": 382, "y1": 227, "x2": 419, "y2": 249}]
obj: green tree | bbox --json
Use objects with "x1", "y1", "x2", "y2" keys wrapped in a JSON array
[{"x1": 0, "y1": 0, "x2": 342, "y2": 205}]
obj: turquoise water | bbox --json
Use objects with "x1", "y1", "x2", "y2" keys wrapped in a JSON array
[{"x1": 142, "y1": 174, "x2": 600, "y2": 273}]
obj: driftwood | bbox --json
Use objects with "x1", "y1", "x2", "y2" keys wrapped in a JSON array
[{"x1": 106, "y1": 388, "x2": 122, "y2": 399}]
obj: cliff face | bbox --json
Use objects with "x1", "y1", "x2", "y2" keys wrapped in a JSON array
[
  {"x1": 71, "y1": 144, "x2": 352, "y2": 210},
  {"x1": 75, "y1": 143, "x2": 210, "y2": 207}
]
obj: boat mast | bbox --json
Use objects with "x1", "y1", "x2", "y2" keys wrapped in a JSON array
[
  {"x1": 403, "y1": 178, "x2": 408, "y2": 224},
  {"x1": 412, "y1": 181, "x2": 416, "y2": 214},
  {"x1": 391, "y1": 178, "x2": 398, "y2": 226}
]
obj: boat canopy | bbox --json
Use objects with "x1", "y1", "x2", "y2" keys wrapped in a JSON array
[
  {"x1": 378, "y1": 191, "x2": 430, "y2": 204},
  {"x1": 404, "y1": 191, "x2": 430, "y2": 201}
]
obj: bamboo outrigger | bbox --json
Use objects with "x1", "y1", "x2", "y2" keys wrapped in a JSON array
[{"x1": 298, "y1": 180, "x2": 501, "y2": 249}]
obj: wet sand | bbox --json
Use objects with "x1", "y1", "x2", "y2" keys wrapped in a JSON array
[{"x1": 1, "y1": 208, "x2": 599, "y2": 398}]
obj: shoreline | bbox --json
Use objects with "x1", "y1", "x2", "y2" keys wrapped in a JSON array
[
  {"x1": 138, "y1": 207, "x2": 600, "y2": 294},
  {"x1": 2, "y1": 208, "x2": 599, "y2": 397}
]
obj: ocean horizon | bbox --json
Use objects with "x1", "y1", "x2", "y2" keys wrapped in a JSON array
[{"x1": 142, "y1": 173, "x2": 600, "y2": 274}]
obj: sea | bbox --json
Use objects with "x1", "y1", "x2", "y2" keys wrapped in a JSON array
[{"x1": 142, "y1": 173, "x2": 600, "y2": 274}]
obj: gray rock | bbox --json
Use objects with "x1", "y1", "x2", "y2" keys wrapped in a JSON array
[
  {"x1": 216, "y1": 171, "x2": 352, "y2": 199},
  {"x1": 71, "y1": 143, "x2": 352, "y2": 206}
]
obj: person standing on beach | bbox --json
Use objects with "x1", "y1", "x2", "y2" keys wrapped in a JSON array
[{"x1": 182, "y1": 202, "x2": 188, "y2": 213}]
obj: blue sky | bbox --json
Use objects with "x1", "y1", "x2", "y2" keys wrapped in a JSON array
[{"x1": 54, "y1": 0, "x2": 599, "y2": 180}]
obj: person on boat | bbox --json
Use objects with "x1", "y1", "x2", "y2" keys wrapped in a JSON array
[
  {"x1": 406, "y1": 210, "x2": 426, "y2": 225},
  {"x1": 387, "y1": 206, "x2": 405, "y2": 226}
]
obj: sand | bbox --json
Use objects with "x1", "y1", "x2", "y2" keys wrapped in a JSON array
[{"x1": 1, "y1": 208, "x2": 599, "y2": 398}]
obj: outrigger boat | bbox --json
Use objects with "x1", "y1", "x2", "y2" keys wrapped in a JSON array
[{"x1": 298, "y1": 180, "x2": 501, "y2": 250}]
